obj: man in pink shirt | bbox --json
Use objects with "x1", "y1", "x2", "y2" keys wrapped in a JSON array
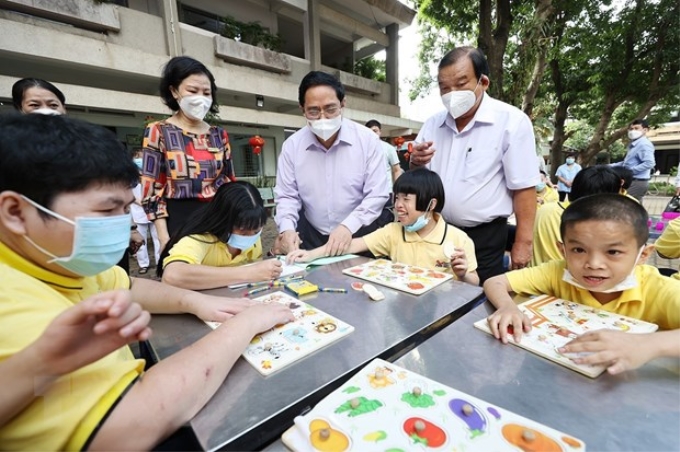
[{"x1": 275, "y1": 71, "x2": 391, "y2": 256}]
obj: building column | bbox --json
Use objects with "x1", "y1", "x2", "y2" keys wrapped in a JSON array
[
  {"x1": 304, "y1": 0, "x2": 321, "y2": 71},
  {"x1": 159, "y1": 0, "x2": 182, "y2": 57},
  {"x1": 386, "y1": 23, "x2": 399, "y2": 105}
]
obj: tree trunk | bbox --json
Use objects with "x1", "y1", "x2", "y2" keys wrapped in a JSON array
[{"x1": 477, "y1": 0, "x2": 512, "y2": 100}]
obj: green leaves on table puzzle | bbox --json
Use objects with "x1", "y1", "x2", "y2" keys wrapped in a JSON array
[
  {"x1": 342, "y1": 386, "x2": 360, "y2": 394},
  {"x1": 335, "y1": 397, "x2": 383, "y2": 417},
  {"x1": 401, "y1": 391, "x2": 436, "y2": 408},
  {"x1": 433, "y1": 389, "x2": 446, "y2": 396}
]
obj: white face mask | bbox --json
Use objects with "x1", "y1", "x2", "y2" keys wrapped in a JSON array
[
  {"x1": 308, "y1": 115, "x2": 342, "y2": 141},
  {"x1": 441, "y1": 78, "x2": 482, "y2": 119},
  {"x1": 627, "y1": 130, "x2": 643, "y2": 141},
  {"x1": 30, "y1": 108, "x2": 62, "y2": 116},
  {"x1": 562, "y1": 246, "x2": 645, "y2": 293},
  {"x1": 179, "y1": 95, "x2": 212, "y2": 121}
]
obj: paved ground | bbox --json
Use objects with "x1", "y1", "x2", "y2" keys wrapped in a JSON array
[{"x1": 129, "y1": 196, "x2": 679, "y2": 278}]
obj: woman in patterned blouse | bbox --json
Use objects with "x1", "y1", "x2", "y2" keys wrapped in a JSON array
[{"x1": 141, "y1": 56, "x2": 235, "y2": 251}]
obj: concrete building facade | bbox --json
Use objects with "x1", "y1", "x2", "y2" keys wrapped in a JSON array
[{"x1": 0, "y1": 0, "x2": 421, "y2": 181}]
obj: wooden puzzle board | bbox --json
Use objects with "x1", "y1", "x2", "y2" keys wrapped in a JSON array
[
  {"x1": 475, "y1": 295, "x2": 659, "y2": 378},
  {"x1": 342, "y1": 259, "x2": 452, "y2": 295},
  {"x1": 282, "y1": 358, "x2": 586, "y2": 452},
  {"x1": 206, "y1": 291, "x2": 354, "y2": 376}
]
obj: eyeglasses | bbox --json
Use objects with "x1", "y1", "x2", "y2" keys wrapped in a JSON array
[{"x1": 303, "y1": 104, "x2": 341, "y2": 120}]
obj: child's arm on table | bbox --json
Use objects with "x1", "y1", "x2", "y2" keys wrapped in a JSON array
[
  {"x1": 88, "y1": 302, "x2": 295, "y2": 450},
  {"x1": 161, "y1": 259, "x2": 282, "y2": 290},
  {"x1": 483, "y1": 274, "x2": 532, "y2": 343},
  {"x1": 559, "y1": 329, "x2": 680, "y2": 375},
  {"x1": 130, "y1": 277, "x2": 255, "y2": 322},
  {"x1": 450, "y1": 248, "x2": 479, "y2": 286},
  {"x1": 0, "y1": 291, "x2": 150, "y2": 427},
  {"x1": 286, "y1": 237, "x2": 368, "y2": 264}
]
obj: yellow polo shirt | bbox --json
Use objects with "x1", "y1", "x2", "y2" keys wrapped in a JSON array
[
  {"x1": 537, "y1": 186, "x2": 558, "y2": 206},
  {"x1": 363, "y1": 213, "x2": 477, "y2": 277},
  {"x1": 531, "y1": 201, "x2": 568, "y2": 267},
  {"x1": 655, "y1": 218, "x2": 680, "y2": 280},
  {"x1": 0, "y1": 242, "x2": 144, "y2": 451},
  {"x1": 506, "y1": 259, "x2": 680, "y2": 330},
  {"x1": 163, "y1": 233, "x2": 262, "y2": 268}
]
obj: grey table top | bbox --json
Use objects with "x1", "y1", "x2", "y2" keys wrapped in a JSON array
[
  {"x1": 147, "y1": 256, "x2": 485, "y2": 451},
  {"x1": 391, "y1": 302, "x2": 680, "y2": 452}
]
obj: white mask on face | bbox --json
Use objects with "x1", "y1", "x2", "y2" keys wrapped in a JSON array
[
  {"x1": 30, "y1": 108, "x2": 62, "y2": 116},
  {"x1": 308, "y1": 115, "x2": 342, "y2": 141},
  {"x1": 441, "y1": 78, "x2": 482, "y2": 119},
  {"x1": 627, "y1": 130, "x2": 643, "y2": 141},
  {"x1": 561, "y1": 246, "x2": 645, "y2": 293},
  {"x1": 179, "y1": 95, "x2": 212, "y2": 121}
]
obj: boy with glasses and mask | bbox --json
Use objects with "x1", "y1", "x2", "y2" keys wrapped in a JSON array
[
  {"x1": 0, "y1": 114, "x2": 293, "y2": 450},
  {"x1": 275, "y1": 71, "x2": 392, "y2": 257},
  {"x1": 484, "y1": 194, "x2": 680, "y2": 375}
]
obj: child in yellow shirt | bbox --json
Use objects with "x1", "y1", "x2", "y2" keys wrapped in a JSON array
[
  {"x1": 484, "y1": 194, "x2": 680, "y2": 374},
  {"x1": 287, "y1": 168, "x2": 479, "y2": 285},
  {"x1": 159, "y1": 181, "x2": 283, "y2": 289}
]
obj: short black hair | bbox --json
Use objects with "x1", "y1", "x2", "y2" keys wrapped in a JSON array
[
  {"x1": 569, "y1": 165, "x2": 622, "y2": 202},
  {"x1": 393, "y1": 168, "x2": 445, "y2": 212},
  {"x1": 298, "y1": 71, "x2": 345, "y2": 107},
  {"x1": 566, "y1": 152, "x2": 578, "y2": 158},
  {"x1": 0, "y1": 114, "x2": 139, "y2": 211},
  {"x1": 11, "y1": 78, "x2": 66, "y2": 110},
  {"x1": 631, "y1": 118, "x2": 649, "y2": 129},
  {"x1": 561, "y1": 194, "x2": 649, "y2": 247},
  {"x1": 159, "y1": 56, "x2": 219, "y2": 114},
  {"x1": 611, "y1": 166, "x2": 634, "y2": 190},
  {"x1": 365, "y1": 119, "x2": 381, "y2": 129},
  {"x1": 439, "y1": 47, "x2": 489, "y2": 81},
  {"x1": 158, "y1": 181, "x2": 267, "y2": 276}
]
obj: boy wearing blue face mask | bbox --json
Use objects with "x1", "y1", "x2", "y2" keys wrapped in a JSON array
[
  {"x1": 287, "y1": 169, "x2": 480, "y2": 285},
  {"x1": 158, "y1": 181, "x2": 284, "y2": 289},
  {"x1": 484, "y1": 194, "x2": 680, "y2": 374},
  {"x1": 0, "y1": 115, "x2": 294, "y2": 450}
]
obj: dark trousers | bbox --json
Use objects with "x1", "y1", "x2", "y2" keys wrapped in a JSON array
[
  {"x1": 297, "y1": 205, "x2": 394, "y2": 257},
  {"x1": 458, "y1": 217, "x2": 508, "y2": 284},
  {"x1": 558, "y1": 191, "x2": 569, "y2": 202}
]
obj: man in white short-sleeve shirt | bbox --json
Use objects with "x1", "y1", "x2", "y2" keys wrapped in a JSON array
[{"x1": 410, "y1": 46, "x2": 540, "y2": 283}]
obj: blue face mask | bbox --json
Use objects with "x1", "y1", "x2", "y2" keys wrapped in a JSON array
[
  {"x1": 566, "y1": 158, "x2": 575, "y2": 165},
  {"x1": 22, "y1": 196, "x2": 131, "y2": 277},
  {"x1": 228, "y1": 230, "x2": 261, "y2": 250},
  {"x1": 403, "y1": 200, "x2": 434, "y2": 233},
  {"x1": 133, "y1": 157, "x2": 143, "y2": 170},
  {"x1": 536, "y1": 183, "x2": 546, "y2": 192}
]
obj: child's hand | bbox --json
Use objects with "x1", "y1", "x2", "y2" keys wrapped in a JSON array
[
  {"x1": 559, "y1": 330, "x2": 657, "y2": 375},
  {"x1": 449, "y1": 248, "x2": 468, "y2": 279},
  {"x1": 189, "y1": 296, "x2": 255, "y2": 322},
  {"x1": 286, "y1": 249, "x2": 312, "y2": 265},
  {"x1": 486, "y1": 306, "x2": 532, "y2": 344},
  {"x1": 250, "y1": 259, "x2": 283, "y2": 281},
  {"x1": 35, "y1": 290, "x2": 151, "y2": 376},
  {"x1": 241, "y1": 302, "x2": 295, "y2": 333}
]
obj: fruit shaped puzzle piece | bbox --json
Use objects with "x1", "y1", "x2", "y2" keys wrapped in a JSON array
[
  {"x1": 308, "y1": 419, "x2": 350, "y2": 452},
  {"x1": 449, "y1": 398, "x2": 488, "y2": 438},
  {"x1": 403, "y1": 417, "x2": 447, "y2": 448},
  {"x1": 501, "y1": 424, "x2": 562, "y2": 452}
]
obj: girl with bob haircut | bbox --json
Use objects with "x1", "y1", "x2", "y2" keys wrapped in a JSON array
[
  {"x1": 159, "y1": 181, "x2": 283, "y2": 289},
  {"x1": 287, "y1": 168, "x2": 479, "y2": 285}
]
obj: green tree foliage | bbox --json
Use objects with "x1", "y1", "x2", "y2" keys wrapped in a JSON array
[
  {"x1": 354, "y1": 56, "x2": 387, "y2": 82},
  {"x1": 413, "y1": 0, "x2": 680, "y2": 171}
]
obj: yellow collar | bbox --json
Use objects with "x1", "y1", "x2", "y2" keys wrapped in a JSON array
[{"x1": 0, "y1": 240, "x2": 85, "y2": 291}]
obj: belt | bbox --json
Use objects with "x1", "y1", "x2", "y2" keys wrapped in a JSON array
[{"x1": 633, "y1": 178, "x2": 650, "y2": 181}]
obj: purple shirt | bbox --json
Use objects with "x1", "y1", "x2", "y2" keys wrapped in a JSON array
[{"x1": 275, "y1": 118, "x2": 389, "y2": 235}]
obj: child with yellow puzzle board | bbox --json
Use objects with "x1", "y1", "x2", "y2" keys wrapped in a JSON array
[
  {"x1": 287, "y1": 168, "x2": 479, "y2": 285},
  {"x1": 484, "y1": 194, "x2": 680, "y2": 375}
]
